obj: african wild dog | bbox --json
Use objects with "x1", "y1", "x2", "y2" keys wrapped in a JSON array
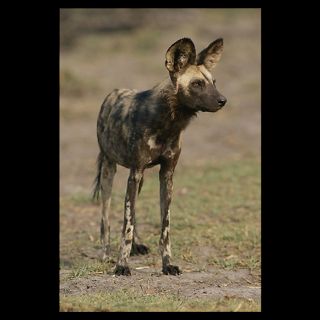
[{"x1": 93, "y1": 38, "x2": 227, "y2": 276}]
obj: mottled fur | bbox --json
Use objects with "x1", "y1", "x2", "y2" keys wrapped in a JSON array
[{"x1": 93, "y1": 38, "x2": 227, "y2": 275}]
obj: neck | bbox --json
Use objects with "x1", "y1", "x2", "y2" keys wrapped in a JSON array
[{"x1": 153, "y1": 78, "x2": 197, "y2": 131}]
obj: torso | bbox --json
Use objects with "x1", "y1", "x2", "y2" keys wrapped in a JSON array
[{"x1": 97, "y1": 88, "x2": 182, "y2": 169}]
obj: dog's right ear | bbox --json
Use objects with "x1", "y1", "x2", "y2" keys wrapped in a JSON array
[
  {"x1": 165, "y1": 38, "x2": 196, "y2": 74},
  {"x1": 196, "y1": 38, "x2": 223, "y2": 71}
]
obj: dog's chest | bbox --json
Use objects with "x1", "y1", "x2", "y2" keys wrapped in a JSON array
[{"x1": 144, "y1": 133, "x2": 180, "y2": 163}]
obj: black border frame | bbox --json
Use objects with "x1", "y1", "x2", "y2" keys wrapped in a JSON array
[{"x1": 23, "y1": 1, "x2": 283, "y2": 317}]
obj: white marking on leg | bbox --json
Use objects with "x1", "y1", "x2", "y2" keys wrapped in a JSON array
[
  {"x1": 164, "y1": 148, "x2": 175, "y2": 159},
  {"x1": 118, "y1": 200, "x2": 134, "y2": 264},
  {"x1": 125, "y1": 200, "x2": 131, "y2": 219}
]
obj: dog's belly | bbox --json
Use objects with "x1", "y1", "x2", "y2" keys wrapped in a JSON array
[{"x1": 104, "y1": 135, "x2": 178, "y2": 169}]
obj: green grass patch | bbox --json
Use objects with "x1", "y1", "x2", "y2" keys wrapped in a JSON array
[
  {"x1": 60, "y1": 289, "x2": 260, "y2": 312},
  {"x1": 60, "y1": 159, "x2": 260, "y2": 273},
  {"x1": 60, "y1": 157, "x2": 260, "y2": 311},
  {"x1": 68, "y1": 261, "x2": 113, "y2": 279},
  {"x1": 136, "y1": 159, "x2": 261, "y2": 271}
]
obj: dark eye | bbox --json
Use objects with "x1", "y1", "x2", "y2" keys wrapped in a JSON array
[{"x1": 191, "y1": 80, "x2": 203, "y2": 88}]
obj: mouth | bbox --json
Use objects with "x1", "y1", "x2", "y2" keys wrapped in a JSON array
[{"x1": 199, "y1": 105, "x2": 222, "y2": 112}]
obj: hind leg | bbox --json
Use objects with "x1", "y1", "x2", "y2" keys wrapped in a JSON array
[
  {"x1": 130, "y1": 221, "x2": 150, "y2": 256},
  {"x1": 100, "y1": 159, "x2": 116, "y2": 261}
]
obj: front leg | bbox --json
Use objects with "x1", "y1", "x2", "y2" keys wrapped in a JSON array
[
  {"x1": 159, "y1": 161, "x2": 182, "y2": 275},
  {"x1": 115, "y1": 169, "x2": 143, "y2": 276}
]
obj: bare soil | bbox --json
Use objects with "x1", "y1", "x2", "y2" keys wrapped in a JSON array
[{"x1": 60, "y1": 267, "x2": 260, "y2": 301}]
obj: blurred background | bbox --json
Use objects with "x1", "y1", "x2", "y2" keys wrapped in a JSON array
[{"x1": 60, "y1": 8, "x2": 261, "y2": 196}]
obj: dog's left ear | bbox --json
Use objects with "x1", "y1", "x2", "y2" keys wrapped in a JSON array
[{"x1": 196, "y1": 38, "x2": 223, "y2": 71}]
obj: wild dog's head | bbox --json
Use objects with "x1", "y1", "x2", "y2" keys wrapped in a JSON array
[{"x1": 165, "y1": 38, "x2": 227, "y2": 112}]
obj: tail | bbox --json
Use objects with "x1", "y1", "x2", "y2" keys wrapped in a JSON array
[{"x1": 92, "y1": 152, "x2": 104, "y2": 201}]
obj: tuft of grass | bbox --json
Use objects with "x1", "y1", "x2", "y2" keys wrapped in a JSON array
[
  {"x1": 60, "y1": 289, "x2": 260, "y2": 312},
  {"x1": 68, "y1": 261, "x2": 113, "y2": 279},
  {"x1": 69, "y1": 193, "x2": 93, "y2": 205}
]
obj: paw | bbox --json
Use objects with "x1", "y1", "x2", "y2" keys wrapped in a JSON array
[
  {"x1": 162, "y1": 264, "x2": 182, "y2": 275},
  {"x1": 130, "y1": 243, "x2": 150, "y2": 256},
  {"x1": 114, "y1": 265, "x2": 131, "y2": 276}
]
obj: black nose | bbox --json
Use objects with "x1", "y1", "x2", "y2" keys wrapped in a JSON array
[{"x1": 218, "y1": 97, "x2": 227, "y2": 107}]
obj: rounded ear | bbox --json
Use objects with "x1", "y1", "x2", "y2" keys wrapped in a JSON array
[
  {"x1": 196, "y1": 38, "x2": 223, "y2": 71},
  {"x1": 165, "y1": 38, "x2": 196, "y2": 73}
]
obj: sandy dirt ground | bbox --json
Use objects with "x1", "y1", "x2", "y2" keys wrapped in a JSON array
[{"x1": 60, "y1": 268, "x2": 260, "y2": 301}]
